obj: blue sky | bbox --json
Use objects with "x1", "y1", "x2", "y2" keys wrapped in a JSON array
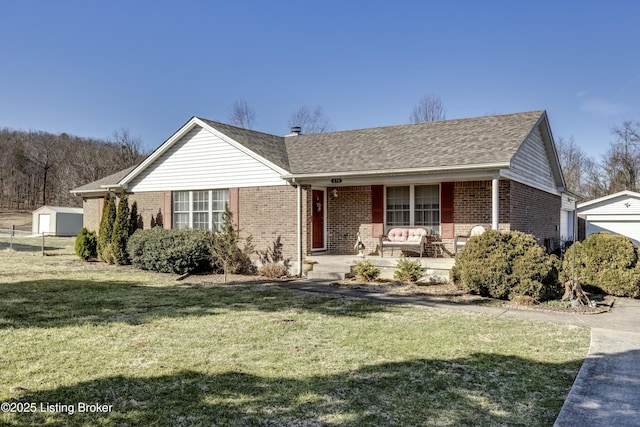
[{"x1": 1, "y1": 1, "x2": 638, "y2": 159}]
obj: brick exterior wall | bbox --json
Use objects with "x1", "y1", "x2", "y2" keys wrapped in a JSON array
[
  {"x1": 84, "y1": 192, "x2": 167, "y2": 233},
  {"x1": 454, "y1": 180, "x2": 510, "y2": 234},
  {"x1": 238, "y1": 185, "x2": 306, "y2": 262},
  {"x1": 82, "y1": 197, "x2": 102, "y2": 232},
  {"x1": 452, "y1": 180, "x2": 561, "y2": 252},
  {"x1": 327, "y1": 186, "x2": 374, "y2": 255},
  {"x1": 128, "y1": 192, "x2": 166, "y2": 230},
  {"x1": 509, "y1": 180, "x2": 561, "y2": 250}
]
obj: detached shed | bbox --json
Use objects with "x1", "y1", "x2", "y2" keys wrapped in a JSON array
[
  {"x1": 32, "y1": 206, "x2": 83, "y2": 236},
  {"x1": 577, "y1": 190, "x2": 640, "y2": 246}
]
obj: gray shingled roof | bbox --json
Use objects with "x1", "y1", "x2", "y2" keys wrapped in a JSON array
[
  {"x1": 71, "y1": 166, "x2": 136, "y2": 193},
  {"x1": 283, "y1": 111, "x2": 545, "y2": 175},
  {"x1": 72, "y1": 111, "x2": 547, "y2": 194},
  {"x1": 199, "y1": 119, "x2": 290, "y2": 171}
]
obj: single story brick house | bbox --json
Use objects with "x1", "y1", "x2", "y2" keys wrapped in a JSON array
[{"x1": 71, "y1": 110, "x2": 573, "y2": 274}]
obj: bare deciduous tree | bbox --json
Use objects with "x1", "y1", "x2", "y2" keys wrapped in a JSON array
[
  {"x1": 409, "y1": 93, "x2": 446, "y2": 123},
  {"x1": 288, "y1": 105, "x2": 332, "y2": 134},
  {"x1": 603, "y1": 120, "x2": 640, "y2": 193},
  {"x1": 109, "y1": 128, "x2": 146, "y2": 167},
  {"x1": 228, "y1": 99, "x2": 256, "y2": 129}
]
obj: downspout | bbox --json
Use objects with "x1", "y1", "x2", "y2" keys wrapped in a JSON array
[
  {"x1": 296, "y1": 181, "x2": 302, "y2": 276},
  {"x1": 492, "y1": 177, "x2": 499, "y2": 230}
]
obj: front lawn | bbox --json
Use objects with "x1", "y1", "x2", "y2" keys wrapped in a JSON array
[{"x1": 0, "y1": 247, "x2": 589, "y2": 426}]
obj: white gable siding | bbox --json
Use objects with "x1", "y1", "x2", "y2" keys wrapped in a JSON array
[
  {"x1": 128, "y1": 127, "x2": 287, "y2": 192},
  {"x1": 578, "y1": 195, "x2": 640, "y2": 216},
  {"x1": 507, "y1": 126, "x2": 557, "y2": 194}
]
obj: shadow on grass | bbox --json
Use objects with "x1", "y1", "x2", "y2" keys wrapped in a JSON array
[
  {"x1": 0, "y1": 280, "x2": 390, "y2": 329},
  {"x1": 0, "y1": 352, "x2": 587, "y2": 426}
]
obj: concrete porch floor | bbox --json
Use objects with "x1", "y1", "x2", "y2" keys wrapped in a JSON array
[{"x1": 304, "y1": 253, "x2": 455, "y2": 281}]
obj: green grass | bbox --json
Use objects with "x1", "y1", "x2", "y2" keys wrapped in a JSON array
[{"x1": 0, "y1": 245, "x2": 589, "y2": 426}]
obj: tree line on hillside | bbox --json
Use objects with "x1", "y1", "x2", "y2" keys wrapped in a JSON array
[{"x1": 0, "y1": 128, "x2": 146, "y2": 210}]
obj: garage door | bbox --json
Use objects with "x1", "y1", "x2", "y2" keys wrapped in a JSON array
[{"x1": 586, "y1": 221, "x2": 640, "y2": 246}]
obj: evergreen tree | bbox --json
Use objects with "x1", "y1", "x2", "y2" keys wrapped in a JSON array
[
  {"x1": 208, "y1": 206, "x2": 255, "y2": 281},
  {"x1": 155, "y1": 209, "x2": 163, "y2": 228},
  {"x1": 129, "y1": 201, "x2": 140, "y2": 236},
  {"x1": 111, "y1": 190, "x2": 131, "y2": 265},
  {"x1": 97, "y1": 192, "x2": 116, "y2": 262}
]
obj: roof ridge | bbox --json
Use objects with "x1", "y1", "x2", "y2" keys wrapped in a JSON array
[{"x1": 291, "y1": 110, "x2": 546, "y2": 139}]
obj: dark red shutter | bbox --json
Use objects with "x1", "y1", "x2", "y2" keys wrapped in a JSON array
[
  {"x1": 163, "y1": 191, "x2": 172, "y2": 229},
  {"x1": 440, "y1": 182, "x2": 454, "y2": 238},
  {"x1": 371, "y1": 185, "x2": 384, "y2": 237},
  {"x1": 229, "y1": 188, "x2": 239, "y2": 228}
]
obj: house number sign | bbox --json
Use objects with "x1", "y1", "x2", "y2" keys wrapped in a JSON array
[{"x1": 331, "y1": 178, "x2": 342, "y2": 183}]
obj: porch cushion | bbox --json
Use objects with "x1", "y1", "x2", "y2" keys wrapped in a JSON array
[{"x1": 379, "y1": 227, "x2": 429, "y2": 257}]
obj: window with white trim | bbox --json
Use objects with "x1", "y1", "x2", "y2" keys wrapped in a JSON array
[
  {"x1": 172, "y1": 189, "x2": 229, "y2": 231},
  {"x1": 386, "y1": 185, "x2": 440, "y2": 234}
]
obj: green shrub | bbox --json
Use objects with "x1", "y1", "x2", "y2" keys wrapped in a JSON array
[
  {"x1": 75, "y1": 228, "x2": 97, "y2": 261},
  {"x1": 352, "y1": 260, "x2": 381, "y2": 282},
  {"x1": 453, "y1": 230, "x2": 561, "y2": 301},
  {"x1": 97, "y1": 192, "x2": 116, "y2": 263},
  {"x1": 127, "y1": 228, "x2": 213, "y2": 274},
  {"x1": 562, "y1": 233, "x2": 640, "y2": 298},
  {"x1": 208, "y1": 207, "x2": 256, "y2": 277},
  {"x1": 258, "y1": 263, "x2": 289, "y2": 278},
  {"x1": 111, "y1": 190, "x2": 131, "y2": 265},
  {"x1": 394, "y1": 259, "x2": 426, "y2": 282}
]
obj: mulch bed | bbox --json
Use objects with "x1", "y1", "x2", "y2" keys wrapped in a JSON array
[{"x1": 328, "y1": 278, "x2": 614, "y2": 314}]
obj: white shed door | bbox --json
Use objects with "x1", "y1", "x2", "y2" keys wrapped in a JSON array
[
  {"x1": 587, "y1": 221, "x2": 640, "y2": 246},
  {"x1": 38, "y1": 214, "x2": 51, "y2": 234}
]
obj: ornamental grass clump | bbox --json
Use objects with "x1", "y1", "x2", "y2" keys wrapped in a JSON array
[
  {"x1": 562, "y1": 233, "x2": 640, "y2": 298},
  {"x1": 452, "y1": 230, "x2": 561, "y2": 301}
]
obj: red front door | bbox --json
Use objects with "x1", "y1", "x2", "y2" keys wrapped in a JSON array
[{"x1": 312, "y1": 189, "x2": 325, "y2": 249}]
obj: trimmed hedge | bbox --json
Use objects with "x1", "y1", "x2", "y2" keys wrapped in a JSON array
[
  {"x1": 562, "y1": 233, "x2": 640, "y2": 298},
  {"x1": 452, "y1": 230, "x2": 561, "y2": 301},
  {"x1": 127, "y1": 228, "x2": 213, "y2": 274}
]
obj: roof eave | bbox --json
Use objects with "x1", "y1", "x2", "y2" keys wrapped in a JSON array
[{"x1": 282, "y1": 162, "x2": 510, "y2": 181}]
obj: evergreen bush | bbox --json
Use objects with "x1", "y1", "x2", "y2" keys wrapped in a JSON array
[
  {"x1": 562, "y1": 233, "x2": 640, "y2": 298},
  {"x1": 97, "y1": 192, "x2": 116, "y2": 263},
  {"x1": 394, "y1": 259, "x2": 426, "y2": 282},
  {"x1": 129, "y1": 201, "x2": 141, "y2": 236},
  {"x1": 111, "y1": 190, "x2": 131, "y2": 265},
  {"x1": 452, "y1": 230, "x2": 561, "y2": 301},
  {"x1": 74, "y1": 227, "x2": 97, "y2": 261},
  {"x1": 352, "y1": 260, "x2": 381, "y2": 282},
  {"x1": 208, "y1": 207, "x2": 256, "y2": 278},
  {"x1": 127, "y1": 227, "x2": 213, "y2": 274}
]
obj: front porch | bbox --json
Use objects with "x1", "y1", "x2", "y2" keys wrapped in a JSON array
[{"x1": 303, "y1": 253, "x2": 455, "y2": 282}]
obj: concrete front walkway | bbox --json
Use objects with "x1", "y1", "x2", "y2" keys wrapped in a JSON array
[{"x1": 279, "y1": 281, "x2": 640, "y2": 427}]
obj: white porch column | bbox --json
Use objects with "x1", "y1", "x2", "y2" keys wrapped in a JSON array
[
  {"x1": 492, "y1": 177, "x2": 499, "y2": 230},
  {"x1": 296, "y1": 183, "x2": 303, "y2": 276}
]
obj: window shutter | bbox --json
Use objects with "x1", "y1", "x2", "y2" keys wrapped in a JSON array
[
  {"x1": 371, "y1": 185, "x2": 384, "y2": 237},
  {"x1": 229, "y1": 188, "x2": 239, "y2": 228},
  {"x1": 440, "y1": 182, "x2": 454, "y2": 238},
  {"x1": 164, "y1": 191, "x2": 172, "y2": 229}
]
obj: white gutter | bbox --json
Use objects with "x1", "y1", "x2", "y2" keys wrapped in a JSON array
[{"x1": 281, "y1": 162, "x2": 510, "y2": 181}]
